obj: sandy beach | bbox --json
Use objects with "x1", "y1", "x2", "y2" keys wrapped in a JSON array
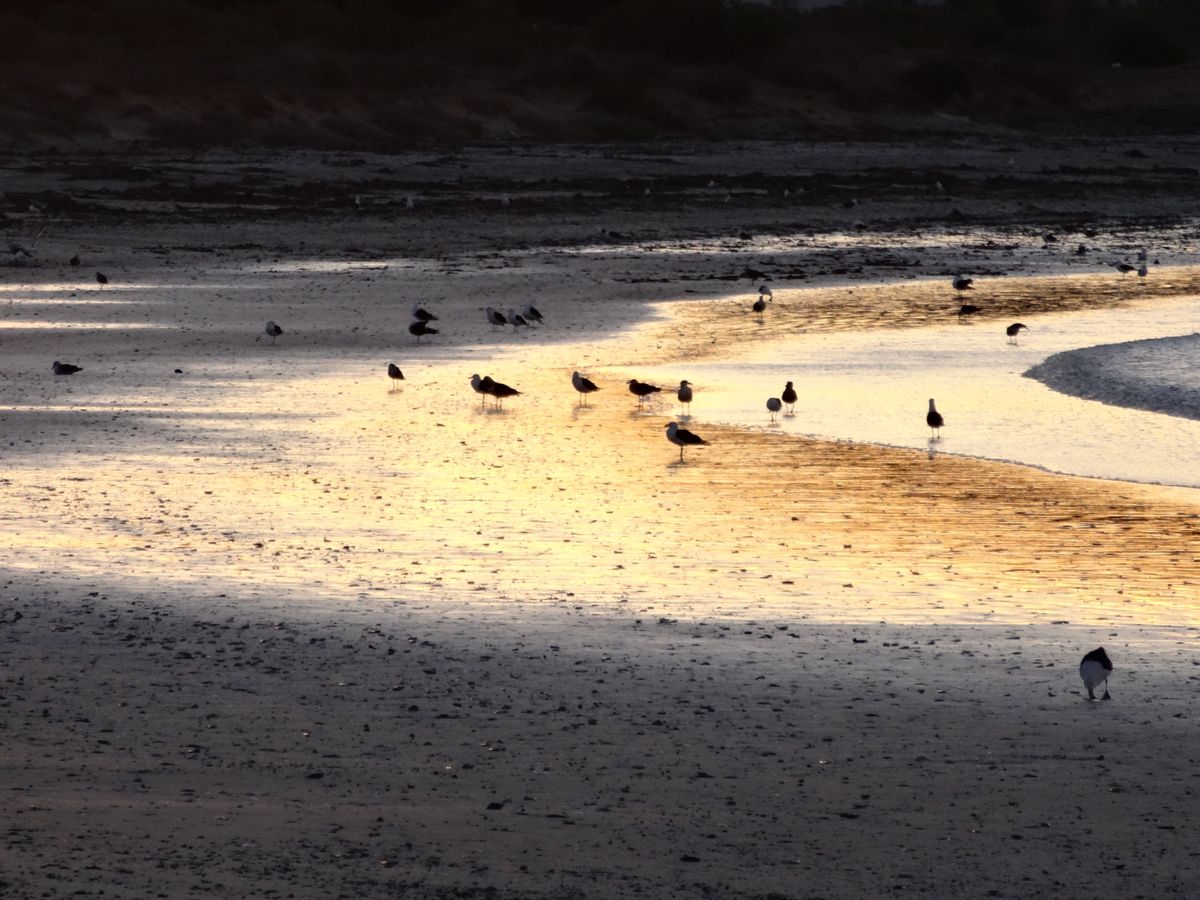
[{"x1": 4, "y1": 140, "x2": 1200, "y2": 898}]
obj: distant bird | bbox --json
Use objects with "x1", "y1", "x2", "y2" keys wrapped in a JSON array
[
  {"x1": 69, "y1": 254, "x2": 80, "y2": 266},
  {"x1": 470, "y1": 373, "x2": 491, "y2": 407},
  {"x1": 677, "y1": 379, "x2": 693, "y2": 414},
  {"x1": 766, "y1": 397, "x2": 782, "y2": 422},
  {"x1": 412, "y1": 304, "x2": 438, "y2": 323},
  {"x1": 957, "y1": 304, "x2": 980, "y2": 318},
  {"x1": 572, "y1": 371, "x2": 599, "y2": 406},
  {"x1": 1006, "y1": 322, "x2": 1028, "y2": 344},
  {"x1": 665, "y1": 421, "x2": 709, "y2": 462},
  {"x1": 95, "y1": 271, "x2": 108, "y2": 286},
  {"x1": 1136, "y1": 248, "x2": 1148, "y2": 263},
  {"x1": 409, "y1": 320, "x2": 438, "y2": 342},
  {"x1": 1115, "y1": 263, "x2": 1136, "y2": 277},
  {"x1": 486, "y1": 306, "x2": 508, "y2": 331},
  {"x1": 1137, "y1": 264, "x2": 1148, "y2": 279},
  {"x1": 522, "y1": 303, "x2": 544, "y2": 325},
  {"x1": 485, "y1": 377, "x2": 521, "y2": 407},
  {"x1": 264, "y1": 320, "x2": 283, "y2": 343},
  {"x1": 1075, "y1": 244, "x2": 1088, "y2": 256},
  {"x1": 52, "y1": 361, "x2": 82, "y2": 376},
  {"x1": 926, "y1": 398, "x2": 944, "y2": 440},
  {"x1": 627, "y1": 379, "x2": 662, "y2": 408},
  {"x1": 752, "y1": 289, "x2": 772, "y2": 321},
  {"x1": 781, "y1": 381, "x2": 797, "y2": 415},
  {"x1": 952, "y1": 275, "x2": 973, "y2": 294},
  {"x1": 1079, "y1": 647, "x2": 1113, "y2": 701},
  {"x1": 387, "y1": 363, "x2": 405, "y2": 388},
  {"x1": 507, "y1": 308, "x2": 529, "y2": 329}
]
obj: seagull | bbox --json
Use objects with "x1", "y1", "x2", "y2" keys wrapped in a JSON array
[
  {"x1": 69, "y1": 254, "x2": 80, "y2": 266},
  {"x1": 95, "y1": 271, "x2": 108, "y2": 286},
  {"x1": 264, "y1": 320, "x2": 283, "y2": 343},
  {"x1": 752, "y1": 289, "x2": 772, "y2": 321},
  {"x1": 665, "y1": 421, "x2": 709, "y2": 462},
  {"x1": 387, "y1": 363, "x2": 405, "y2": 388},
  {"x1": 627, "y1": 379, "x2": 662, "y2": 408},
  {"x1": 572, "y1": 370, "x2": 599, "y2": 406},
  {"x1": 781, "y1": 381, "x2": 797, "y2": 415},
  {"x1": 522, "y1": 303, "x2": 544, "y2": 325},
  {"x1": 470, "y1": 373, "x2": 491, "y2": 407},
  {"x1": 409, "y1": 320, "x2": 438, "y2": 342},
  {"x1": 759, "y1": 285, "x2": 773, "y2": 302},
  {"x1": 1137, "y1": 264, "x2": 1148, "y2": 279},
  {"x1": 52, "y1": 361, "x2": 82, "y2": 376},
  {"x1": 1006, "y1": 322, "x2": 1028, "y2": 344},
  {"x1": 1079, "y1": 647, "x2": 1113, "y2": 701},
  {"x1": 412, "y1": 303, "x2": 438, "y2": 323},
  {"x1": 1115, "y1": 263, "x2": 1136, "y2": 276},
  {"x1": 952, "y1": 275, "x2": 973, "y2": 294},
  {"x1": 486, "y1": 306, "x2": 508, "y2": 331},
  {"x1": 507, "y1": 308, "x2": 529, "y2": 329},
  {"x1": 926, "y1": 398, "x2": 944, "y2": 440},
  {"x1": 485, "y1": 377, "x2": 521, "y2": 407},
  {"x1": 677, "y1": 380, "x2": 693, "y2": 414},
  {"x1": 1136, "y1": 248, "x2": 1148, "y2": 263},
  {"x1": 957, "y1": 304, "x2": 980, "y2": 318},
  {"x1": 766, "y1": 397, "x2": 782, "y2": 422}
]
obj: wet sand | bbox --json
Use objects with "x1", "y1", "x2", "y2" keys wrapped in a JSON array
[{"x1": 4, "y1": 144, "x2": 1200, "y2": 897}]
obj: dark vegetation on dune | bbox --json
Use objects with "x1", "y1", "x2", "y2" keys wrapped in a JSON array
[{"x1": 3, "y1": 0, "x2": 1200, "y2": 147}]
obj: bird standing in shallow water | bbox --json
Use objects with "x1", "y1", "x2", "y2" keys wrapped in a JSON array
[
  {"x1": 1079, "y1": 647, "x2": 1113, "y2": 701},
  {"x1": 53, "y1": 361, "x2": 82, "y2": 376},
  {"x1": 1006, "y1": 323, "x2": 1028, "y2": 344},
  {"x1": 926, "y1": 398, "x2": 944, "y2": 440},
  {"x1": 387, "y1": 363, "x2": 404, "y2": 388},
  {"x1": 766, "y1": 397, "x2": 782, "y2": 422},
  {"x1": 665, "y1": 421, "x2": 709, "y2": 462},
  {"x1": 677, "y1": 380, "x2": 693, "y2": 415},
  {"x1": 752, "y1": 287, "x2": 772, "y2": 322},
  {"x1": 572, "y1": 371, "x2": 599, "y2": 406},
  {"x1": 781, "y1": 381, "x2": 797, "y2": 415},
  {"x1": 264, "y1": 321, "x2": 283, "y2": 344},
  {"x1": 627, "y1": 379, "x2": 661, "y2": 408}
]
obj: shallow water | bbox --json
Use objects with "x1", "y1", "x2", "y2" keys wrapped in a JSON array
[{"x1": 643, "y1": 292, "x2": 1200, "y2": 489}]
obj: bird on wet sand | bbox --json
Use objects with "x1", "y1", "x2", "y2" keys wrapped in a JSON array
[
  {"x1": 952, "y1": 275, "x2": 973, "y2": 294},
  {"x1": 752, "y1": 288, "x2": 772, "y2": 321},
  {"x1": 926, "y1": 398, "x2": 944, "y2": 440},
  {"x1": 470, "y1": 373, "x2": 491, "y2": 407},
  {"x1": 627, "y1": 379, "x2": 662, "y2": 408},
  {"x1": 412, "y1": 304, "x2": 438, "y2": 323},
  {"x1": 52, "y1": 361, "x2": 82, "y2": 376},
  {"x1": 1006, "y1": 322, "x2": 1028, "y2": 344},
  {"x1": 665, "y1": 421, "x2": 709, "y2": 462},
  {"x1": 522, "y1": 304, "x2": 544, "y2": 325},
  {"x1": 572, "y1": 370, "x2": 599, "y2": 405},
  {"x1": 409, "y1": 320, "x2": 438, "y2": 342},
  {"x1": 95, "y1": 271, "x2": 108, "y2": 286},
  {"x1": 264, "y1": 321, "x2": 283, "y2": 344},
  {"x1": 1137, "y1": 264, "x2": 1148, "y2": 279},
  {"x1": 485, "y1": 377, "x2": 521, "y2": 407},
  {"x1": 486, "y1": 306, "x2": 508, "y2": 331},
  {"x1": 677, "y1": 380, "x2": 693, "y2": 414},
  {"x1": 507, "y1": 308, "x2": 529, "y2": 329},
  {"x1": 957, "y1": 304, "x2": 980, "y2": 319},
  {"x1": 69, "y1": 254, "x2": 80, "y2": 266},
  {"x1": 1079, "y1": 647, "x2": 1113, "y2": 701},
  {"x1": 1116, "y1": 263, "x2": 1136, "y2": 277},
  {"x1": 781, "y1": 381, "x2": 797, "y2": 414},
  {"x1": 766, "y1": 397, "x2": 782, "y2": 422},
  {"x1": 387, "y1": 363, "x2": 404, "y2": 388}
]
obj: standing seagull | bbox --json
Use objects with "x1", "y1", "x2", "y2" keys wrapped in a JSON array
[
  {"x1": 412, "y1": 303, "x2": 438, "y2": 323},
  {"x1": 957, "y1": 303, "x2": 980, "y2": 319},
  {"x1": 752, "y1": 287, "x2": 772, "y2": 322},
  {"x1": 1006, "y1": 323, "x2": 1028, "y2": 344},
  {"x1": 409, "y1": 320, "x2": 438, "y2": 342},
  {"x1": 470, "y1": 373, "x2": 491, "y2": 408},
  {"x1": 926, "y1": 398, "x2": 944, "y2": 440},
  {"x1": 486, "y1": 306, "x2": 508, "y2": 331},
  {"x1": 264, "y1": 320, "x2": 283, "y2": 344},
  {"x1": 572, "y1": 370, "x2": 600, "y2": 406},
  {"x1": 677, "y1": 380, "x2": 693, "y2": 415},
  {"x1": 952, "y1": 275, "x2": 973, "y2": 294},
  {"x1": 507, "y1": 308, "x2": 529, "y2": 329},
  {"x1": 485, "y1": 377, "x2": 521, "y2": 408},
  {"x1": 627, "y1": 379, "x2": 662, "y2": 408},
  {"x1": 665, "y1": 421, "x2": 709, "y2": 462},
  {"x1": 522, "y1": 304, "x2": 544, "y2": 325},
  {"x1": 95, "y1": 271, "x2": 108, "y2": 287},
  {"x1": 1115, "y1": 263, "x2": 1136, "y2": 277},
  {"x1": 387, "y1": 363, "x2": 405, "y2": 388},
  {"x1": 766, "y1": 397, "x2": 782, "y2": 422},
  {"x1": 52, "y1": 361, "x2": 82, "y2": 376},
  {"x1": 1079, "y1": 647, "x2": 1113, "y2": 701},
  {"x1": 1137, "y1": 264, "x2": 1148, "y2": 280},
  {"x1": 781, "y1": 381, "x2": 798, "y2": 415}
]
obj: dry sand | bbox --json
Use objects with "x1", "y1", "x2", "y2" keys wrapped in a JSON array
[{"x1": 3, "y1": 141, "x2": 1200, "y2": 898}]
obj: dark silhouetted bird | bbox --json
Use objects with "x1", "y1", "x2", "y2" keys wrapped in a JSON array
[
  {"x1": 409, "y1": 320, "x2": 438, "y2": 342},
  {"x1": 486, "y1": 306, "x2": 508, "y2": 331},
  {"x1": 507, "y1": 308, "x2": 529, "y2": 329},
  {"x1": 766, "y1": 397, "x2": 782, "y2": 423},
  {"x1": 952, "y1": 275, "x2": 973, "y2": 293},
  {"x1": 412, "y1": 304, "x2": 438, "y2": 323},
  {"x1": 485, "y1": 377, "x2": 521, "y2": 407},
  {"x1": 523, "y1": 304, "x2": 544, "y2": 324},
  {"x1": 387, "y1": 363, "x2": 405, "y2": 388},
  {"x1": 926, "y1": 398, "x2": 944, "y2": 440},
  {"x1": 1006, "y1": 323, "x2": 1028, "y2": 344},
  {"x1": 69, "y1": 254, "x2": 80, "y2": 266},
  {"x1": 677, "y1": 380, "x2": 693, "y2": 414},
  {"x1": 665, "y1": 421, "x2": 709, "y2": 462},
  {"x1": 958, "y1": 304, "x2": 980, "y2": 318},
  {"x1": 52, "y1": 361, "x2": 82, "y2": 376},
  {"x1": 1115, "y1": 263, "x2": 1136, "y2": 276},
  {"x1": 264, "y1": 321, "x2": 283, "y2": 343},
  {"x1": 572, "y1": 370, "x2": 599, "y2": 406},
  {"x1": 1079, "y1": 647, "x2": 1113, "y2": 701},
  {"x1": 627, "y1": 379, "x2": 662, "y2": 408},
  {"x1": 95, "y1": 271, "x2": 108, "y2": 286},
  {"x1": 781, "y1": 381, "x2": 797, "y2": 414}
]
